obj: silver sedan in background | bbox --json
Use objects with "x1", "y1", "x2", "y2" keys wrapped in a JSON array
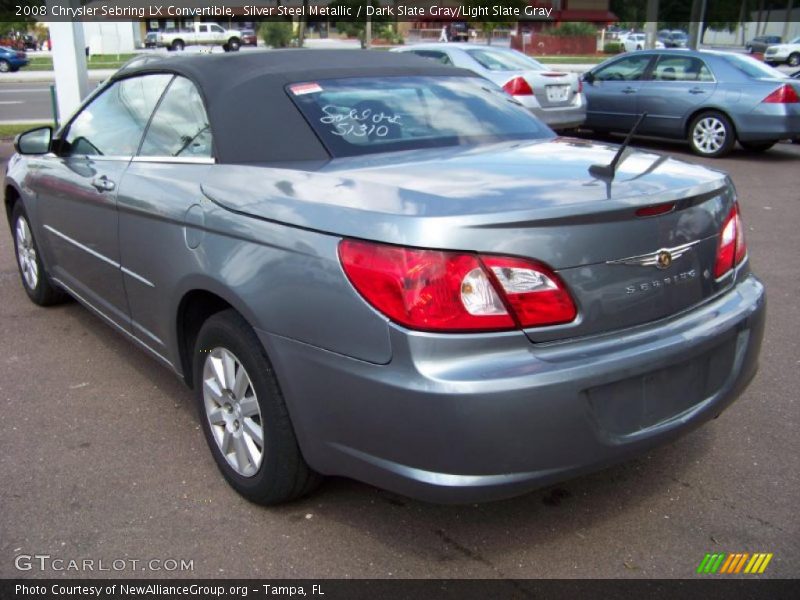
[{"x1": 392, "y1": 43, "x2": 586, "y2": 130}]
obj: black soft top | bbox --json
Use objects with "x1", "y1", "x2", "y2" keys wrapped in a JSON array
[{"x1": 115, "y1": 50, "x2": 477, "y2": 164}]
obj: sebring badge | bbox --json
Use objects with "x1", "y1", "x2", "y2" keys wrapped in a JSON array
[{"x1": 606, "y1": 240, "x2": 700, "y2": 270}]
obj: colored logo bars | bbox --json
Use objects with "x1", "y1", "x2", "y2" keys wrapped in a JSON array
[{"x1": 697, "y1": 552, "x2": 774, "y2": 574}]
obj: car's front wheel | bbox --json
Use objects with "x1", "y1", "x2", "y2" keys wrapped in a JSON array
[
  {"x1": 193, "y1": 309, "x2": 320, "y2": 504},
  {"x1": 788, "y1": 53, "x2": 800, "y2": 67},
  {"x1": 227, "y1": 38, "x2": 241, "y2": 51},
  {"x1": 171, "y1": 39, "x2": 185, "y2": 51},
  {"x1": 688, "y1": 111, "x2": 736, "y2": 158},
  {"x1": 11, "y1": 203, "x2": 66, "y2": 306},
  {"x1": 0, "y1": 59, "x2": 10, "y2": 73}
]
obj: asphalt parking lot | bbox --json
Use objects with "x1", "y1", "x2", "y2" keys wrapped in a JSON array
[{"x1": 0, "y1": 138, "x2": 798, "y2": 580}]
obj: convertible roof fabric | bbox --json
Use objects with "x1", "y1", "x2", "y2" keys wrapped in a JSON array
[{"x1": 116, "y1": 49, "x2": 477, "y2": 164}]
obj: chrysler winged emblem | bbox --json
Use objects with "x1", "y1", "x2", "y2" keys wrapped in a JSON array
[{"x1": 607, "y1": 240, "x2": 700, "y2": 270}]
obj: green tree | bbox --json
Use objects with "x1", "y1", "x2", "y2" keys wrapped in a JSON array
[
  {"x1": 260, "y1": 20, "x2": 293, "y2": 48},
  {"x1": 329, "y1": 0, "x2": 391, "y2": 48}
]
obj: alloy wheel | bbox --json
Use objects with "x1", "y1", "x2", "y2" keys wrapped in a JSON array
[
  {"x1": 202, "y1": 347, "x2": 264, "y2": 477},
  {"x1": 15, "y1": 218, "x2": 39, "y2": 290},
  {"x1": 692, "y1": 117, "x2": 727, "y2": 154},
  {"x1": 0, "y1": 60, "x2": 10, "y2": 73}
]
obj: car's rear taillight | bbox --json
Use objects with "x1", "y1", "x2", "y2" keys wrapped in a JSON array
[
  {"x1": 503, "y1": 76, "x2": 534, "y2": 96},
  {"x1": 762, "y1": 84, "x2": 799, "y2": 104},
  {"x1": 714, "y1": 204, "x2": 747, "y2": 279},
  {"x1": 481, "y1": 255, "x2": 577, "y2": 327},
  {"x1": 338, "y1": 240, "x2": 576, "y2": 332}
]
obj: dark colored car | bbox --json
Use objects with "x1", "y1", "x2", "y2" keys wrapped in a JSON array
[
  {"x1": 582, "y1": 49, "x2": 800, "y2": 157},
  {"x1": 144, "y1": 32, "x2": 159, "y2": 48},
  {"x1": 0, "y1": 46, "x2": 28, "y2": 73},
  {"x1": 746, "y1": 35, "x2": 781, "y2": 54},
  {"x1": 240, "y1": 28, "x2": 257, "y2": 47},
  {"x1": 5, "y1": 51, "x2": 765, "y2": 504},
  {"x1": 21, "y1": 34, "x2": 38, "y2": 51}
]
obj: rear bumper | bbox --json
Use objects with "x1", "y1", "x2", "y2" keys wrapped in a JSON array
[
  {"x1": 260, "y1": 273, "x2": 765, "y2": 504},
  {"x1": 518, "y1": 95, "x2": 587, "y2": 130},
  {"x1": 734, "y1": 105, "x2": 800, "y2": 141}
]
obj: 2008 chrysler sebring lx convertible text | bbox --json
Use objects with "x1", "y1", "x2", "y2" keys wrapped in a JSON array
[{"x1": 5, "y1": 51, "x2": 765, "y2": 504}]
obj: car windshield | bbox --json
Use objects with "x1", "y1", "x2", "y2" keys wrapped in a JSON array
[
  {"x1": 790, "y1": 36, "x2": 800, "y2": 44},
  {"x1": 722, "y1": 54, "x2": 786, "y2": 78},
  {"x1": 670, "y1": 32, "x2": 687, "y2": 40},
  {"x1": 288, "y1": 76, "x2": 553, "y2": 158},
  {"x1": 466, "y1": 48, "x2": 544, "y2": 71}
]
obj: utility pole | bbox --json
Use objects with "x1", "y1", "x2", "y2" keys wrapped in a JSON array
[
  {"x1": 688, "y1": 0, "x2": 707, "y2": 49},
  {"x1": 46, "y1": 0, "x2": 89, "y2": 122},
  {"x1": 644, "y1": 0, "x2": 659, "y2": 49},
  {"x1": 365, "y1": 16, "x2": 372, "y2": 49}
]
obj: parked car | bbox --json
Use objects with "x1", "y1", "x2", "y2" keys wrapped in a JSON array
[
  {"x1": 392, "y1": 43, "x2": 585, "y2": 130},
  {"x1": 0, "y1": 46, "x2": 29, "y2": 72},
  {"x1": 746, "y1": 35, "x2": 781, "y2": 54},
  {"x1": 622, "y1": 33, "x2": 647, "y2": 52},
  {"x1": 156, "y1": 22, "x2": 244, "y2": 52},
  {"x1": 661, "y1": 30, "x2": 689, "y2": 48},
  {"x1": 143, "y1": 32, "x2": 159, "y2": 48},
  {"x1": 582, "y1": 49, "x2": 800, "y2": 157},
  {"x1": 20, "y1": 34, "x2": 38, "y2": 51},
  {"x1": 6, "y1": 50, "x2": 765, "y2": 504},
  {"x1": 239, "y1": 28, "x2": 258, "y2": 47},
  {"x1": 763, "y1": 36, "x2": 800, "y2": 66}
]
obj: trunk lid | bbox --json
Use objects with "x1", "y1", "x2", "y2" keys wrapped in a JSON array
[{"x1": 202, "y1": 138, "x2": 735, "y2": 341}]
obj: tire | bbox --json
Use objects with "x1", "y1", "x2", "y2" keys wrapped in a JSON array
[
  {"x1": 11, "y1": 203, "x2": 67, "y2": 306},
  {"x1": 0, "y1": 59, "x2": 10, "y2": 73},
  {"x1": 192, "y1": 309, "x2": 320, "y2": 505},
  {"x1": 688, "y1": 111, "x2": 736, "y2": 158},
  {"x1": 746, "y1": 45, "x2": 753, "y2": 54},
  {"x1": 740, "y1": 140, "x2": 776, "y2": 152},
  {"x1": 227, "y1": 38, "x2": 241, "y2": 51},
  {"x1": 788, "y1": 53, "x2": 800, "y2": 67},
  {"x1": 171, "y1": 39, "x2": 185, "y2": 52}
]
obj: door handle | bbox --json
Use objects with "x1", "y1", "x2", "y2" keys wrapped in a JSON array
[
  {"x1": 689, "y1": 87, "x2": 706, "y2": 94},
  {"x1": 622, "y1": 87, "x2": 637, "y2": 94},
  {"x1": 91, "y1": 175, "x2": 115, "y2": 192}
]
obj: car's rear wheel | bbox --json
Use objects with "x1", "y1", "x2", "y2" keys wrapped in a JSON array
[
  {"x1": 11, "y1": 203, "x2": 66, "y2": 306},
  {"x1": 740, "y1": 141, "x2": 776, "y2": 152},
  {"x1": 171, "y1": 39, "x2": 185, "y2": 51},
  {"x1": 193, "y1": 309, "x2": 320, "y2": 505},
  {"x1": 0, "y1": 59, "x2": 10, "y2": 73},
  {"x1": 688, "y1": 111, "x2": 735, "y2": 158},
  {"x1": 227, "y1": 38, "x2": 241, "y2": 51},
  {"x1": 788, "y1": 53, "x2": 800, "y2": 67}
]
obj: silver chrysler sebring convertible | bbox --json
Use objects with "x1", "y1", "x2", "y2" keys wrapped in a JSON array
[{"x1": 5, "y1": 51, "x2": 765, "y2": 504}]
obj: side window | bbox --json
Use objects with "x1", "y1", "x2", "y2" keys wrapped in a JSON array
[
  {"x1": 211, "y1": 25, "x2": 224, "y2": 33},
  {"x1": 139, "y1": 77, "x2": 213, "y2": 158},
  {"x1": 198, "y1": 25, "x2": 208, "y2": 33},
  {"x1": 413, "y1": 50, "x2": 453, "y2": 66},
  {"x1": 594, "y1": 55, "x2": 653, "y2": 81},
  {"x1": 62, "y1": 74, "x2": 172, "y2": 157},
  {"x1": 652, "y1": 56, "x2": 714, "y2": 82}
]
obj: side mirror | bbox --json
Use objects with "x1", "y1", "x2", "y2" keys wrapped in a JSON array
[
  {"x1": 14, "y1": 126, "x2": 53, "y2": 155},
  {"x1": 582, "y1": 71, "x2": 595, "y2": 85}
]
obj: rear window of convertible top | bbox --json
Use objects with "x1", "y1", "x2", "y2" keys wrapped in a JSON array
[{"x1": 286, "y1": 76, "x2": 554, "y2": 158}]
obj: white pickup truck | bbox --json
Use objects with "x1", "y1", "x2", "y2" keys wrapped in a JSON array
[{"x1": 156, "y1": 22, "x2": 245, "y2": 52}]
